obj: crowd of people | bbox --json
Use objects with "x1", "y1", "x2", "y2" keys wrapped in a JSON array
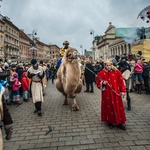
[
  {"x1": 82, "y1": 55, "x2": 150, "y2": 96},
  {"x1": 82, "y1": 54, "x2": 150, "y2": 131},
  {"x1": 0, "y1": 58, "x2": 57, "y2": 149},
  {"x1": 0, "y1": 40, "x2": 150, "y2": 149}
]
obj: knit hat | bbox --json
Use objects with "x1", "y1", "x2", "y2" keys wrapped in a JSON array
[
  {"x1": 13, "y1": 73, "x2": 18, "y2": 78},
  {"x1": 31, "y1": 59, "x2": 37, "y2": 65}
]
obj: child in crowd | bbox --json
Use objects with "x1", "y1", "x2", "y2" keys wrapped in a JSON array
[
  {"x1": 11, "y1": 73, "x2": 22, "y2": 104},
  {"x1": 21, "y1": 72, "x2": 30, "y2": 102},
  {"x1": 134, "y1": 59, "x2": 144, "y2": 94}
]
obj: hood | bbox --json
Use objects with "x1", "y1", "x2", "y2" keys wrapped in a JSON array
[{"x1": 22, "y1": 72, "x2": 27, "y2": 77}]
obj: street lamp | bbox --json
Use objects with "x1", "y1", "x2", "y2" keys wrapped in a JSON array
[
  {"x1": 90, "y1": 29, "x2": 95, "y2": 40},
  {"x1": 29, "y1": 29, "x2": 37, "y2": 59},
  {"x1": 80, "y1": 44, "x2": 83, "y2": 55},
  {"x1": 90, "y1": 29, "x2": 95, "y2": 60}
]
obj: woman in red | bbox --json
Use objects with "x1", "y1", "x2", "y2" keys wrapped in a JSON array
[{"x1": 96, "y1": 60, "x2": 127, "y2": 130}]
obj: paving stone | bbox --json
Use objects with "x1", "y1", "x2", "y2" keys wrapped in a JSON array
[
  {"x1": 3, "y1": 81, "x2": 150, "y2": 150},
  {"x1": 129, "y1": 146, "x2": 147, "y2": 150},
  {"x1": 113, "y1": 147, "x2": 130, "y2": 150},
  {"x1": 133, "y1": 140, "x2": 150, "y2": 145}
]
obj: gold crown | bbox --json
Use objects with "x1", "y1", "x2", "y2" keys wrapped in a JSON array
[{"x1": 60, "y1": 48, "x2": 68, "y2": 57}]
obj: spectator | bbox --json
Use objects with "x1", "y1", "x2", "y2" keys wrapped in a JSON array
[
  {"x1": 142, "y1": 60, "x2": 150, "y2": 95},
  {"x1": 11, "y1": 73, "x2": 22, "y2": 105},
  {"x1": 118, "y1": 61, "x2": 131, "y2": 110},
  {"x1": 134, "y1": 59, "x2": 144, "y2": 94},
  {"x1": 22, "y1": 72, "x2": 30, "y2": 102},
  {"x1": 84, "y1": 60, "x2": 95, "y2": 93}
]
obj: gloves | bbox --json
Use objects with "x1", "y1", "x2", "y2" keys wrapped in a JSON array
[{"x1": 30, "y1": 73, "x2": 36, "y2": 78}]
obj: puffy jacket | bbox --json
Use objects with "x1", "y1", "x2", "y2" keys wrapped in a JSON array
[
  {"x1": 134, "y1": 63, "x2": 143, "y2": 73},
  {"x1": 21, "y1": 72, "x2": 29, "y2": 91},
  {"x1": 11, "y1": 78, "x2": 21, "y2": 91},
  {"x1": 143, "y1": 64, "x2": 150, "y2": 78}
]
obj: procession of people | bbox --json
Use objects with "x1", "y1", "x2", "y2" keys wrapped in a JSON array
[{"x1": 0, "y1": 41, "x2": 150, "y2": 150}]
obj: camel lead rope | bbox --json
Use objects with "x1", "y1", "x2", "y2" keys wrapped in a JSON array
[{"x1": 80, "y1": 63, "x2": 121, "y2": 97}]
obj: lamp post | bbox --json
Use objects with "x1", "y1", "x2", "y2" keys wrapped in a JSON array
[
  {"x1": 90, "y1": 29, "x2": 95, "y2": 40},
  {"x1": 90, "y1": 29, "x2": 96, "y2": 60},
  {"x1": 29, "y1": 29, "x2": 37, "y2": 59},
  {"x1": 80, "y1": 44, "x2": 83, "y2": 55}
]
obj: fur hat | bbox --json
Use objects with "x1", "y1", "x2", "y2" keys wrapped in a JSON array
[
  {"x1": 18, "y1": 63, "x2": 23, "y2": 68},
  {"x1": 31, "y1": 59, "x2": 37, "y2": 65}
]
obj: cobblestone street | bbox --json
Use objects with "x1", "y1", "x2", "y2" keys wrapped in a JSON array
[{"x1": 3, "y1": 80, "x2": 150, "y2": 150}]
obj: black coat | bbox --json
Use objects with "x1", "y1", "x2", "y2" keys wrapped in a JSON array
[
  {"x1": 84, "y1": 64, "x2": 95, "y2": 83},
  {"x1": 143, "y1": 64, "x2": 150, "y2": 78}
]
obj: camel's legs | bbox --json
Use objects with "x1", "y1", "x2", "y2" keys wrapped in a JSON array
[
  {"x1": 72, "y1": 98, "x2": 79, "y2": 111},
  {"x1": 63, "y1": 95, "x2": 69, "y2": 105}
]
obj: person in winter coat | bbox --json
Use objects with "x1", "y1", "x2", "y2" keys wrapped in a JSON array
[
  {"x1": 118, "y1": 61, "x2": 131, "y2": 111},
  {"x1": 142, "y1": 60, "x2": 150, "y2": 94},
  {"x1": 134, "y1": 59, "x2": 144, "y2": 94},
  {"x1": 50, "y1": 65, "x2": 57, "y2": 84},
  {"x1": 84, "y1": 60, "x2": 95, "y2": 93},
  {"x1": 22, "y1": 72, "x2": 30, "y2": 102},
  {"x1": 11, "y1": 73, "x2": 22, "y2": 105},
  {"x1": 16, "y1": 63, "x2": 25, "y2": 97}
]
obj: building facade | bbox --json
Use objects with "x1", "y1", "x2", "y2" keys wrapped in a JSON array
[
  {"x1": 95, "y1": 22, "x2": 145, "y2": 60},
  {"x1": 19, "y1": 30, "x2": 33, "y2": 61},
  {"x1": 49, "y1": 45, "x2": 60, "y2": 64},
  {"x1": 2, "y1": 16, "x2": 20, "y2": 62},
  {"x1": 97, "y1": 22, "x2": 117, "y2": 60},
  {"x1": 0, "y1": 17, "x2": 5, "y2": 59}
]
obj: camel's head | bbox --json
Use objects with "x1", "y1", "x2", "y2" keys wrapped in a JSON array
[{"x1": 65, "y1": 48, "x2": 79, "y2": 62}]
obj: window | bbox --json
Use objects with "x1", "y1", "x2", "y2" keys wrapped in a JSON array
[{"x1": 0, "y1": 36, "x2": 2, "y2": 43}]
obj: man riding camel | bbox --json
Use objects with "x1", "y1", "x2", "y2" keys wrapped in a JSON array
[{"x1": 56, "y1": 41, "x2": 70, "y2": 69}]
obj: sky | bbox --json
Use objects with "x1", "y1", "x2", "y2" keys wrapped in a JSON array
[{"x1": 1, "y1": 0, "x2": 150, "y2": 54}]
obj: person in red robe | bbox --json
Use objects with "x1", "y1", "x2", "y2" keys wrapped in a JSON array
[{"x1": 96, "y1": 60, "x2": 127, "y2": 130}]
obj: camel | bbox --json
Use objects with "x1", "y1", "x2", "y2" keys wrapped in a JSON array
[{"x1": 55, "y1": 47, "x2": 83, "y2": 111}]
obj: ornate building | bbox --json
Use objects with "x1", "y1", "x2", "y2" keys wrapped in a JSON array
[
  {"x1": 2, "y1": 16, "x2": 20, "y2": 62},
  {"x1": 109, "y1": 39, "x2": 131, "y2": 58},
  {"x1": 0, "y1": 14, "x2": 61, "y2": 64},
  {"x1": 0, "y1": 17, "x2": 5, "y2": 59},
  {"x1": 49, "y1": 45, "x2": 60, "y2": 64},
  {"x1": 97, "y1": 22, "x2": 118, "y2": 60},
  {"x1": 19, "y1": 30, "x2": 33, "y2": 61},
  {"x1": 95, "y1": 22, "x2": 145, "y2": 60}
]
